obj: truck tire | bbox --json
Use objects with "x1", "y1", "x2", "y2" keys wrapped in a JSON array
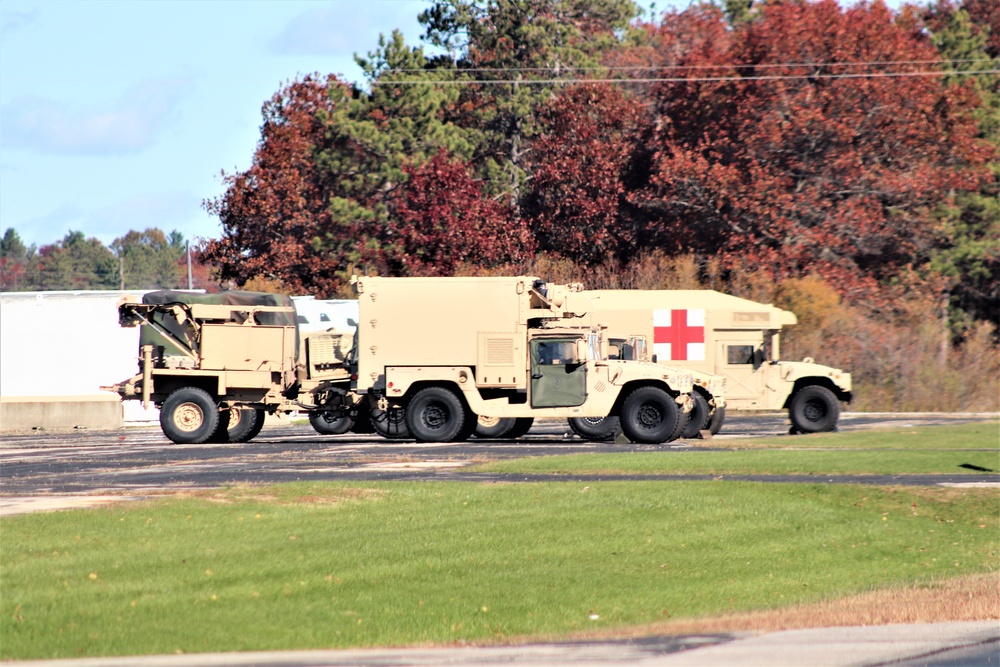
[
  {"x1": 505, "y1": 418, "x2": 534, "y2": 439},
  {"x1": 789, "y1": 385, "x2": 840, "y2": 433},
  {"x1": 474, "y1": 416, "x2": 516, "y2": 439},
  {"x1": 160, "y1": 387, "x2": 220, "y2": 445},
  {"x1": 309, "y1": 409, "x2": 354, "y2": 435},
  {"x1": 371, "y1": 405, "x2": 411, "y2": 439},
  {"x1": 230, "y1": 408, "x2": 265, "y2": 442},
  {"x1": 568, "y1": 416, "x2": 621, "y2": 441},
  {"x1": 681, "y1": 393, "x2": 711, "y2": 439},
  {"x1": 619, "y1": 386, "x2": 680, "y2": 444},
  {"x1": 406, "y1": 387, "x2": 468, "y2": 442},
  {"x1": 708, "y1": 405, "x2": 726, "y2": 435}
]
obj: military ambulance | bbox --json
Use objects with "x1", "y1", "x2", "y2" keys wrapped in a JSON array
[
  {"x1": 350, "y1": 276, "x2": 696, "y2": 444},
  {"x1": 584, "y1": 290, "x2": 852, "y2": 434}
]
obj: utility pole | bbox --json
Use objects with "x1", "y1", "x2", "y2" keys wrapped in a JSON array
[{"x1": 186, "y1": 241, "x2": 193, "y2": 290}]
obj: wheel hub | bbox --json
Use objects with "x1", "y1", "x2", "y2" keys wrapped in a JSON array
[
  {"x1": 804, "y1": 400, "x2": 826, "y2": 422},
  {"x1": 423, "y1": 404, "x2": 448, "y2": 429},
  {"x1": 173, "y1": 402, "x2": 204, "y2": 433},
  {"x1": 636, "y1": 404, "x2": 662, "y2": 429}
]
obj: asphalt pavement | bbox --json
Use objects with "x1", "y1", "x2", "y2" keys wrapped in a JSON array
[{"x1": 4, "y1": 621, "x2": 997, "y2": 667}]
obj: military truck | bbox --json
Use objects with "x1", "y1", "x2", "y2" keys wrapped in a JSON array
[
  {"x1": 583, "y1": 290, "x2": 852, "y2": 433},
  {"x1": 105, "y1": 291, "x2": 356, "y2": 444},
  {"x1": 351, "y1": 276, "x2": 696, "y2": 444}
]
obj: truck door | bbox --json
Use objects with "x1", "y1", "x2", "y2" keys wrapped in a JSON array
[
  {"x1": 529, "y1": 338, "x2": 587, "y2": 407},
  {"x1": 716, "y1": 339, "x2": 765, "y2": 408}
]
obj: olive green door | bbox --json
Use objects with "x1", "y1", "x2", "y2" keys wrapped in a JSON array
[{"x1": 529, "y1": 338, "x2": 587, "y2": 408}]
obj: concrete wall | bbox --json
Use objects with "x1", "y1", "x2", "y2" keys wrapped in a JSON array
[{"x1": 0, "y1": 291, "x2": 157, "y2": 431}]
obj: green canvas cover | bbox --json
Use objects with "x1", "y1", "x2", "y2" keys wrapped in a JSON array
[{"x1": 138, "y1": 290, "x2": 298, "y2": 359}]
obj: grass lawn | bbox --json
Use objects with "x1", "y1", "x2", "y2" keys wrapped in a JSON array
[
  {"x1": 2, "y1": 478, "x2": 997, "y2": 660},
  {"x1": 474, "y1": 422, "x2": 1000, "y2": 476}
]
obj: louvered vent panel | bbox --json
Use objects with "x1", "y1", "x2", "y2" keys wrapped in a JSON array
[
  {"x1": 485, "y1": 337, "x2": 514, "y2": 366},
  {"x1": 594, "y1": 381, "x2": 608, "y2": 393}
]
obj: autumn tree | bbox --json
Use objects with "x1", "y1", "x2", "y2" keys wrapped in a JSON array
[
  {"x1": 633, "y1": 1, "x2": 994, "y2": 302},
  {"x1": 526, "y1": 83, "x2": 645, "y2": 264},
  {"x1": 376, "y1": 150, "x2": 533, "y2": 275},
  {"x1": 201, "y1": 74, "x2": 351, "y2": 296}
]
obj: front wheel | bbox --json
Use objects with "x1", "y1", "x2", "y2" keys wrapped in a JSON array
[
  {"x1": 708, "y1": 405, "x2": 726, "y2": 435},
  {"x1": 789, "y1": 385, "x2": 840, "y2": 433},
  {"x1": 681, "y1": 393, "x2": 710, "y2": 439},
  {"x1": 619, "y1": 386, "x2": 680, "y2": 444},
  {"x1": 160, "y1": 387, "x2": 220, "y2": 444},
  {"x1": 405, "y1": 387, "x2": 469, "y2": 442},
  {"x1": 568, "y1": 416, "x2": 621, "y2": 441}
]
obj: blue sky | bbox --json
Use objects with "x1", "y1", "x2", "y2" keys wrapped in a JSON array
[
  {"x1": 0, "y1": 0, "x2": 441, "y2": 249},
  {"x1": 0, "y1": 0, "x2": 903, "y2": 251}
]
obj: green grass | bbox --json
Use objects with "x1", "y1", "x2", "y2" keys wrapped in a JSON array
[
  {"x1": 2, "y1": 480, "x2": 997, "y2": 660},
  {"x1": 475, "y1": 422, "x2": 1000, "y2": 476}
]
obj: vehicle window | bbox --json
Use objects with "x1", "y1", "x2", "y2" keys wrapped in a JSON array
[
  {"x1": 296, "y1": 315, "x2": 309, "y2": 324},
  {"x1": 320, "y1": 314, "x2": 331, "y2": 322},
  {"x1": 534, "y1": 339, "x2": 578, "y2": 365},
  {"x1": 727, "y1": 345, "x2": 755, "y2": 365}
]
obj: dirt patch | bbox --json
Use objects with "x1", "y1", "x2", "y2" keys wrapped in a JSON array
[{"x1": 575, "y1": 572, "x2": 1000, "y2": 638}]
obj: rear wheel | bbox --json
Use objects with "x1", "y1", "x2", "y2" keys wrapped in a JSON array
[
  {"x1": 474, "y1": 416, "x2": 516, "y2": 439},
  {"x1": 567, "y1": 416, "x2": 621, "y2": 441},
  {"x1": 223, "y1": 408, "x2": 265, "y2": 442},
  {"x1": 406, "y1": 387, "x2": 468, "y2": 442},
  {"x1": 790, "y1": 385, "x2": 840, "y2": 433},
  {"x1": 371, "y1": 405, "x2": 410, "y2": 439},
  {"x1": 681, "y1": 393, "x2": 711, "y2": 439},
  {"x1": 309, "y1": 409, "x2": 354, "y2": 435},
  {"x1": 708, "y1": 405, "x2": 726, "y2": 435},
  {"x1": 160, "y1": 387, "x2": 220, "y2": 445},
  {"x1": 505, "y1": 418, "x2": 534, "y2": 439},
  {"x1": 619, "y1": 386, "x2": 679, "y2": 444}
]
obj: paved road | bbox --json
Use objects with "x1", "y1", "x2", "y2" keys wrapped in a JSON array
[{"x1": 1, "y1": 412, "x2": 995, "y2": 513}]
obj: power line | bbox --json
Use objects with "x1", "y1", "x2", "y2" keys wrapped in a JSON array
[
  {"x1": 385, "y1": 58, "x2": 997, "y2": 73},
  {"x1": 375, "y1": 69, "x2": 999, "y2": 86}
]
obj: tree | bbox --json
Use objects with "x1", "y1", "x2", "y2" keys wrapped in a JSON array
[
  {"x1": 633, "y1": 0, "x2": 994, "y2": 302},
  {"x1": 201, "y1": 74, "x2": 351, "y2": 297},
  {"x1": 920, "y1": 1, "x2": 1000, "y2": 326},
  {"x1": 0, "y1": 228, "x2": 32, "y2": 291},
  {"x1": 419, "y1": 0, "x2": 641, "y2": 217},
  {"x1": 375, "y1": 150, "x2": 533, "y2": 275},
  {"x1": 111, "y1": 228, "x2": 184, "y2": 289},
  {"x1": 526, "y1": 83, "x2": 645, "y2": 264},
  {"x1": 32, "y1": 231, "x2": 118, "y2": 290}
]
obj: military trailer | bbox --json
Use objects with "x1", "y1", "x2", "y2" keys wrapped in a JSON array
[
  {"x1": 105, "y1": 290, "x2": 355, "y2": 444},
  {"x1": 583, "y1": 290, "x2": 852, "y2": 433},
  {"x1": 351, "y1": 276, "x2": 696, "y2": 444}
]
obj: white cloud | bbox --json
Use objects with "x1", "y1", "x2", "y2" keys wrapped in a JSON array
[
  {"x1": 269, "y1": 2, "x2": 416, "y2": 56},
  {"x1": 0, "y1": 8, "x2": 39, "y2": 35},
  {"x1": 0, "y1": 78, "x2": 191, "y2": 155}
]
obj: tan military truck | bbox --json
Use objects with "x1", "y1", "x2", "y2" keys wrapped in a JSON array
[
  {"x1": 583, "y1": 290, "x2": 853, "y2": 434},
  {"x1": 106, "y1": 290, "x2": 356, "y2": 444},
  {"x1": 350, "y1": 276, "x2": 696, "y2": 444}
]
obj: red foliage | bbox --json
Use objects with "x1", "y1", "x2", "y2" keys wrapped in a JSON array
[
  {"x1": 201, "y1": 74, "x2": 349, "y2": 297},
  {"x1": 527, "y1": 83, "x2": 645, "y2": 264},
  {"x1": 377, "y1": 151, "x2": 534, "y2": 276},
  {"x1": 633, "y1": 0, "x2": 994, "y2": 301}
]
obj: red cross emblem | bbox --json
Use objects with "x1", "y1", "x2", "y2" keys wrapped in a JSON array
[{"x1": 653, "y1": 309, "x2": 705, "y2": 361}]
